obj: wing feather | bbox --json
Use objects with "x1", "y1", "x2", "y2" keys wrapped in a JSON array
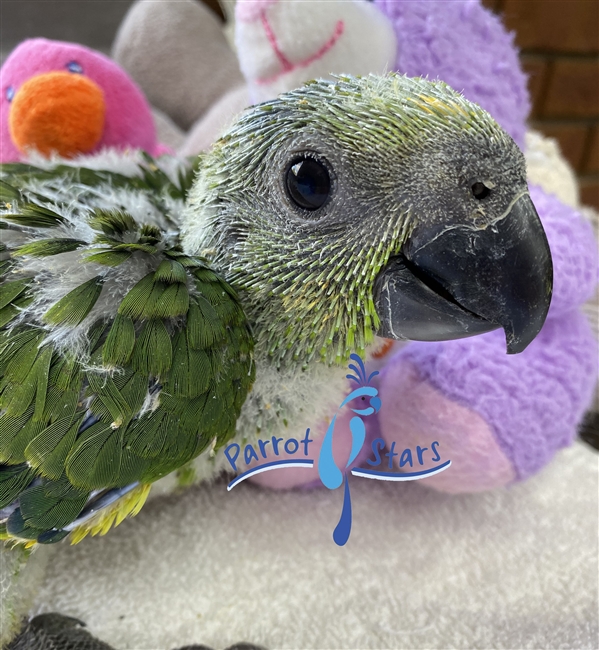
[{"x1": 0, "y1": 156, "x2": 254, "y2": 544}]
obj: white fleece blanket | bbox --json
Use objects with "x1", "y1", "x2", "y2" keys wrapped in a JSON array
[{"x1": 30, "y1": 440, "x2": 598, "y2": 650}]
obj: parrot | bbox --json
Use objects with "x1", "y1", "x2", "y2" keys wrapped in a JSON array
[{"x1": 0, "y1": 73, "x2": 553, "y2": 548}]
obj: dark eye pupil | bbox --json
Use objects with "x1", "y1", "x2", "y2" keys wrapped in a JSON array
[
  {"x1": 286, "y1": 157, "x2": 331, "y2": 210},
  {"x1": 472, "y1": 182, "x2": 491, "y2": 200}
]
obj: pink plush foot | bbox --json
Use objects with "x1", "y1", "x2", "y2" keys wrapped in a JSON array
[
  {"x1": 376, "y1": 309, "x2": 597, "y2": 494},
  {"x1": 377, "y1": 358, "x2": 516, "y2": 493}
]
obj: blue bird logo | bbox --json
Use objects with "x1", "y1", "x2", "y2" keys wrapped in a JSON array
[{"x1": 318, "y1": 353, "x2": 380, "y2": 546}]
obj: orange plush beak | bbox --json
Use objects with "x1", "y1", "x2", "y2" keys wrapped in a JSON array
[{"x1": 9, "y1": 71, "x2": 106, "y2": 158}]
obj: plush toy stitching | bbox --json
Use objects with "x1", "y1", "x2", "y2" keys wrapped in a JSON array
[{"x1": 257, "y1": 10, "x2": 345, "y2": 85}]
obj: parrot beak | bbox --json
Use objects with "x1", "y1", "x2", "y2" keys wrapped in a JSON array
[{"x1": 374, "y1": 192, "x2": 553, "y2": 354}]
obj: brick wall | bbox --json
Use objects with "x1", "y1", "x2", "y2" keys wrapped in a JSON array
[{"x1": 483, "y1": 0, "x2": 599, "y2": 209}]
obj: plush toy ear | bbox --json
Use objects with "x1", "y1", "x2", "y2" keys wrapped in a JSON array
[
  {"x1": 113, "y1": 0, "x2": 244, "y2": 132},
  {"x1": 525, "y1": 130, "x2": 581, "y2": 209},
  {"x1": 235, "y1": 0, "x2": 397, "y2": 104}
]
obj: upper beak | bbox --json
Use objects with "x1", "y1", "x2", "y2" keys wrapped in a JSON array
[{"x1": 374, "y1": 192, "x2": 553, "y2": 354}]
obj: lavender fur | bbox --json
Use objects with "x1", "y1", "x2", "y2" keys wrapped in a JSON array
[
  {"x1": 375, "y1": 0, "x2": 530, "y2": 147},
  {"x1": 529, "y1": 185, "x2": 598, "y2": 317}
]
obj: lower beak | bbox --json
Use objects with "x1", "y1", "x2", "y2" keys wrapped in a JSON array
[{"x1": 374, "y1": 193, "x2": 553, "y2": 354}]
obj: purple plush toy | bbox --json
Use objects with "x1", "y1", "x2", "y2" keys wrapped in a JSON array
[{"x1": 230, "y1": 0, "x2": 598, "y2": 493}]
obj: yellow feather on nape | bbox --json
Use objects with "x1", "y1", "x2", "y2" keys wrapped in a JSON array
[{"x1": 69, "y1": 484, "x2": 151, "y2": 545}]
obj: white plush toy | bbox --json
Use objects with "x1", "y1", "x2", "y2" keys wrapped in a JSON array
[{"x1": 234, "y1": 0, "x2": 396, "y2": 103}]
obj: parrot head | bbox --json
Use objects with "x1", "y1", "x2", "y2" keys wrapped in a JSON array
[{"x1": 184, "y1": 73, "x2": 552, "y2": 367}]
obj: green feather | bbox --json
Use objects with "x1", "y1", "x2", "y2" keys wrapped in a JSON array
[
  {"x1": 166, "y1": 330, "x2": 211, "y2": 398},
  {"x1": 130, "y1": 319, "x2": 172, "y2": 377},
  {"x1": 164, "y1": 251, "x2": 205, "y2": 267},
  {"x1": 0, "y1": 178, "x2": 21, "y2": 202},
  {"x1": 154, "y1": 259, "x2": 188, "y2": 284},
  {"x1": 43, "y1": 277, "x2": 104, "y2": 326},
  {"x1": 19, "y1": 483, "x2": 88, "y2": 531},
  {"x1": 102, "y1": 314, "x2": 136, "y2": 367},
  {"x1": 25, "y1": 417, "x2": 81, "y2": 479},
  {"x1": 42, "y1": 474, "x2": 88, "y2": 499},
  {"x1": 13, "y1": 239, "x2": 85, "y2": 257},
  {"x1": 1, "y1": 203, "x2": 65, "y2": 228},
  {"x1": 187, "y1": 297, "x2": 226, "y2": 349},
  {"x1": 41, "y1": 388, "x2": 79, "y2": 428},
  {"x1": 127, "y1": 411, "x2": 174, "y2": 459},
  {"x1": 111, "y1": 242, "x2": 157, "y2": 254},
  {"x1": 117, "y1": 273, "x2": 155, "y2": 320},
  {"x1": 0, "y1": 330, "x2": 44, "y2": 391},
  {"x1": 0, "y1": 279, "x2": 30, "y2": 310},
  {"x1": 52, "y1": 355, "x2": 80, "y2": 392},
  {"x1": 88, "y1": 208, "x2": 137, "y2": 236},
  {"x1": 5, "y1": 508, "x2": 43, "y2": 540},
  {"x1": 139, "y1": 224, "x2": 161, "y2": 242},
  {"x1": 0, "y1": 292, "x2": 33, "y2": 329},
  {"x1": 1, "y1": 419, "x2": 45, "y2": 464},
  {"x1": 83, "y1": 250, "x2": 132, "y2": 267},
  {"x1": 0, "y1": 464, "x2": 36, "y2": 509},
  {"x1": 65, "y1": 422, "x2": 123, "y2": 489},
  {"x1": 86, "y1": 373, "x2": 131, "y2": 426},
  {"x1": 115, "y1": 371, "x2": 147, "y2": 416},
  {"x1": 0, "y1": 259, "x2": 13, "y2": 276},
  {"x1": 0, "y1": 304, "x2": 19, "y2": 328},
  {"x1": 30, "y1": 346, "x2": 53, "y2": 419},
  {"x1": 0, "y1": 407, "x2": 35, "y2": 461},
  {"x1": 148, "y1": 282, "x2": 189, "y2": 319}
]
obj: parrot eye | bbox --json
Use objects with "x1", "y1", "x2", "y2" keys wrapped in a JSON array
[
  {"x1": 285, "y1": 155, "x2": 331, "y2": 211},
  {"x1": 66, "y1": 61, "x2": 83, "y2": 74},
  {"x1": 471, "y1": 182, "x2": 491, "y2": 200},
  {"x1": 6, "y1": 86, "x2": 14, "y2": 102}
]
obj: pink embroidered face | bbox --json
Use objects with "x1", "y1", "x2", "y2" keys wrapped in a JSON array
[{"x1": 235, "y1": 0, "x2": 397, "y2": 104}]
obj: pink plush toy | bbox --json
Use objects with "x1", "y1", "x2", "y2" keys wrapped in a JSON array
[{"x1": 0, "y1": 38, "x2": 165, "y2": 162}]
